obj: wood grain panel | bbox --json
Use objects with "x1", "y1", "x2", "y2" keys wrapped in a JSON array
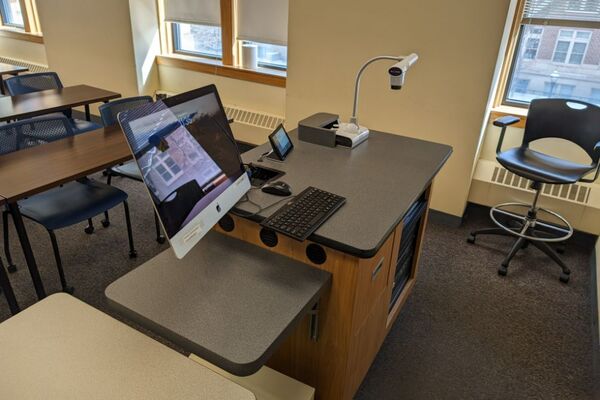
[
  {"x1": 0, "y1": 126, "x2": 131, "y2": 202},
  {"x1": 213, "y1": 182, "x2": 433, "y2": 399}
]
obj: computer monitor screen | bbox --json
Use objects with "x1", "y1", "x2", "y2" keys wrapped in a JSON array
[{"x1": 118, "y1": 85, "x2": 250, "y2": 259}]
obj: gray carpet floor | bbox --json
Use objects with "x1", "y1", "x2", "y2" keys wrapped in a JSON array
[{"x1": 0, "y1": 174, "x2": 596, "y2": 399}]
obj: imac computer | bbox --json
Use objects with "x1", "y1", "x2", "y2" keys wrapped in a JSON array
[{"x1": 118, "y1": 85, "x2": 251, "y2": 259}]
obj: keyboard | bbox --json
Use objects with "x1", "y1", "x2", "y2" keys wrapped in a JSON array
[{"x1": 260, "y1": 187, "x2": 346, "y2": 241}]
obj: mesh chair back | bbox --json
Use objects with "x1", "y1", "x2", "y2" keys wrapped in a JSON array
[
  {"x1": 4, "y1": 72, "x2": 64, "y2": 96},
  {"x1": 524, "y1": 98, "x2": 600, "y2": 164},
  {"x1": 99, "y1": 96, "x2": 154, "y2": 126},
  {"x1": 0, "y1": 116, "x2": 74, "y2": 156}
]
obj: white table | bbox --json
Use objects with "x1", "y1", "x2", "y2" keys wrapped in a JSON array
[{"x1": 0, "y1": 294, "x2": 255, "y2": 400}]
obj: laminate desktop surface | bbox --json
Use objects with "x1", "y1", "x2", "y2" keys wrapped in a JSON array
[
  {"x1": 238, "y1": 130, "x2": 452, "y2": 257},
  {"x1": 0, "y1": 84, "x2": 120, "y2": 122}
]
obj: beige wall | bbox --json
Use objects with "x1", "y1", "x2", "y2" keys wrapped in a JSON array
[
  {"x1": 0, "y1": 36, "x2": 47, "y2": 65},
  {"x1": 286, "y1": 0, "x2": 511, "y2": 217},
  {"x1": 158, "y1": 65, "x2": 286, "y2": 116},
  {"x1": 129, "y1": 0, "x2": 161, "y2": 96},
  {"x1": 35, "y1": 0, "x2": 143, "y2": 99}
]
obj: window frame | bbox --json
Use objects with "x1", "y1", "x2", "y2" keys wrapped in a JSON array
[
  {"x1": 496, "y1": 0, "x2": 600, "y2": 109},
  {"x1": 159, "y1": 0, "x2": 287, "y2": 77}
]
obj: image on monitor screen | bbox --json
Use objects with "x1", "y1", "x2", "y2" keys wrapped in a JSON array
[{"x1": 119, "y1": 99, "x2": 244, "y2": 239}]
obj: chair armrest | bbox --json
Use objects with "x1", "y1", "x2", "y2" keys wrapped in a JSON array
[
  {"x1": 494, "y1": 116, "x2": 521, "y2": 154},
  {"x1": 493, "y1": 115, "x2": 520, "y2": 128}
]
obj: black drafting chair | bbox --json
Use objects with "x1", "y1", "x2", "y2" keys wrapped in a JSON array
[{"x1": 467, "y1": 98, "x2": 600, "y2": 283}]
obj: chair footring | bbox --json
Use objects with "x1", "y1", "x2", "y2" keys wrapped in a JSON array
[{"x1": 489, "y1": 202, "x2": 573, "y2": 242}]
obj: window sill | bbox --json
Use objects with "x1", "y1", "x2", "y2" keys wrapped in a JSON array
[
  {"x1": 490, "y1": 105, "x2": 528, "y2": 128},
  {"x1": 0, "y1": 28, "x2": 43, "y2": 44},
  {"x1": 156, "y1": 55, "x2": 286, "y2": 88}
]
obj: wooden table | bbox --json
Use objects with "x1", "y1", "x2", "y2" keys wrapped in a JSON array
[
  {"x1": 0, "y1": 126, "x2": 131, "y2": 299},
  {"x1": 0, "y1": 84, "x2": 120, "y2": 122},
  {"x1": 0, "y1": 294, "x2": 256, "y2": 399},
  {"x1": 0, "y1": 63, "x2": 28, "y2": 95}
]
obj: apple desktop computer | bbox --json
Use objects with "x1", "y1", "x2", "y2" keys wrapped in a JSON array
[{"x1": 118, "y1": 85, "x2": 250, "y2": 259}]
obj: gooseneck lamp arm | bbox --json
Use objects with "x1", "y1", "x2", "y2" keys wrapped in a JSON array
[{"x1": 350, "y1": 56, "x2": 403, "y2": 126}]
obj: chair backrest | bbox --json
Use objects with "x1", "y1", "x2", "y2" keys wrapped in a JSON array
[
  {"x1": 99, "y1": 96, "x2": 154, "y2": 127},
  {"x1": 0, "y1": 116, "x2": 74, "y2": 156},
  {"x1": 4, "y1": 72, "x2": 63, "y2": 96},
  {"x1": 524, "y1": 98, "x2": 600, "y2": 164}
]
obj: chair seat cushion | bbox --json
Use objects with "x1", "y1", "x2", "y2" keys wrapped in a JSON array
[
  {"x1": 497, "y1": 147, "x2": 595, "y2": 184},
  {"x1": 71, "y1": 118, "x2": 102, "y2": 134},
  {"x1": 19, "y1": 180, "x2": 128, "y2": 231},
  {"x1": 110, "y1": 161, "x2": 142, "y2": 181}
]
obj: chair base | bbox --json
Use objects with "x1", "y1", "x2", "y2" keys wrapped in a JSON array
[
  {"x1": 468, "y1": 185, "x2": 572, "y2": 283},
  {"x1": 467, "y1": 230, "x2": 571, "y2": 283}
]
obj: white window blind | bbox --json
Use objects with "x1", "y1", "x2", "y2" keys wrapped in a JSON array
[
  {"x1": 164, "y1": 0, "x2": 221, "y2": 26},
  {"x1": 237, "y1": 0, "x2": 288, "y2": 45},
  {"x1": 523, "y1": 0, "x2": 600, "y2": 25}
]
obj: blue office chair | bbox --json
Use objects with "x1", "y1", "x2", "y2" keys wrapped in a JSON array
[
  {"x1": 467, "y1": 99, "x2": 600, "y2": 283},
  {"x1": 4, "y1": 72, "x2": 102, "y2": 134},
  {"x1": 0, "y1": 116, "x2": 136, "y2": 293},
  {"x1": 98, "y1": 96, "x2": 165, "y2": 244}
]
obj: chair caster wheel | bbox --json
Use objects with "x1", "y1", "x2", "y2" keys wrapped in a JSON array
[
  {"x1": 498, "y1": 266, "x2": 508, "y2": 276},
  {"x1": 156, "y1": 236, "x2": 166, "y2": 244},
  {"x1": 63, "y1": 286, "x2": 75, "y2": 294},
  {"x1": 467, "y1": 235, "x2": 476, "y2": 244},
  {"x1": 101, "y1": 219, "x2": 110, "y2": 228},
  {"x1": 129, "y1": 250, "x2": 138, "y2": 259},
  {"x1": 84, "y1": 226, "x2": 94, "y2": 234},
  {"x1": 559, "y1": 273, "x2": 570, "y2": 283},
  {"x1": 6, "y1": 264, "x2": 17, "y2": 273}
]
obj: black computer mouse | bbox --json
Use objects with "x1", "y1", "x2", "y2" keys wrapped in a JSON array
[{"x1": 261, "y1": 181, "x2": 292, "y2": 196}]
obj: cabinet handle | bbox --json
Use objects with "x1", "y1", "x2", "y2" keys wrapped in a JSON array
[{"x1": 371, "y1": 258, "x2": 385, "y2": 281}]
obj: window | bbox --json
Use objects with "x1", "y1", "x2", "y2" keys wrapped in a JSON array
[
  {"x1": 236, "y1": 0, "x2": 288, "y2": 70},
  {"x1": 552, "y1": 30, "x2": 591, "y2": 64},
  {"x1": 243, "y1": 41, "x2": 288, "y2": 70},
  {"x1": 173, "y1": 23, "x2": 222, "y2": 59},
  {"x1": 591, "y1": 88, "x2": 600, "y2": 104},
  {"x1": 155, "y1": 153, "x2": 183, "y2": 185},
  {"x1": 543, "y1": 82, "x2": 575, "y2": 97},
  {"x1": 161, "y1": 0, "x2": 288, "y2": 73},
  {"x1": 514, "y1": 78, "x2": 530, "y2": 93},
  {"x1": 501, "y1": 0, "x2": 600, "y2": 107},
  {"x1": 0, "y1": 0, "x2": 24, "y2": 28}
]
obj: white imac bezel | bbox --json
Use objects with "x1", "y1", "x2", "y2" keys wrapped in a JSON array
[{"x1": 167, "y1": 172, "x2": 250, "y2": 259}]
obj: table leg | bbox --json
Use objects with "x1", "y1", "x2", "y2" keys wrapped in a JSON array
[
  {"x1": 0, "y1": 258, "x2": 19, "y2": 314},
  {"x1": 0, "y1": 76, "x2": 5, "y2": 95},
  {"x1": 85, "y1": 104, "x2": 91, "y2": 121},
  {"x1": 8, "y1": 202, "x2": 46, "y2": 299}
]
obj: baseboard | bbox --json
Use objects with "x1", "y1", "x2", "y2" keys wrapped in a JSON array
[{"x1": 428, "y1": 209, "x2": 463, "y2": 228}]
